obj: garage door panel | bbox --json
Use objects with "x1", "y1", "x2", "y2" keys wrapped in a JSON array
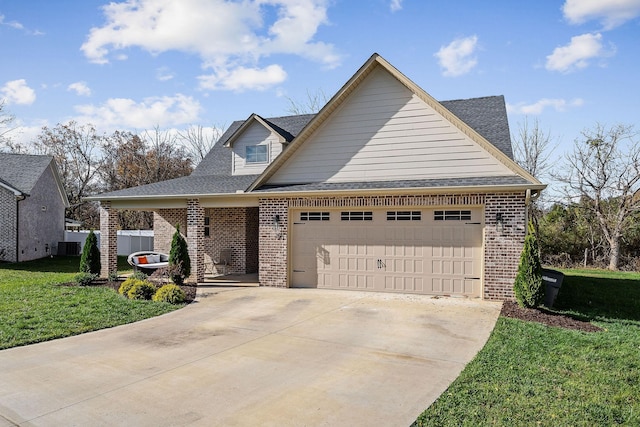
[{"x1": 291, "y1": 208, "x2": 482, "y2": 297}]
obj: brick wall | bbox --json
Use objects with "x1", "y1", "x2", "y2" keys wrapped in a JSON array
[
  {"x1": 154, "y1": 209, "x2": 187, "y2": 253},
  {"x1": 154, "y1": 207, "x2": 259, "y2": 276},
  {"x1": 259, "y1": 199, "x2": 288, "y2": 287},
  {"x1": 483, "y1": 193, "x2": 527, "y2": 300},
  {"x1": 258, "y1": 192, "x2": 527, "y2": 300},
  {"x1": 0, "y1": 187, "x2": 17, "y2": 262}
]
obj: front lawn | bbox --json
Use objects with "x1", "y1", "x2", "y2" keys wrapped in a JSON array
[
  {"x1": 413, "y1": 268, "x2": 640, "y2": 426},
  {"x1": 0, "y1": 256, "x2": 185, "y2": 350}
]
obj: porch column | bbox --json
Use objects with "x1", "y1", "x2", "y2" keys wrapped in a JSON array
[
  {"x1": 186, "y1": 199, "x2": 204, "y2": 283},
  {"x1": 99, "y1": 201, "x2": 117, "y2": 278}
]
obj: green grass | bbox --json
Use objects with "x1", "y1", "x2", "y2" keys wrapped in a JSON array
[
  {"x1": 0, "y1": 256, "x2": 183, "y2": 350},
  {"x1": 414, "y1": 268, "x2": 640, "y2": 426}
]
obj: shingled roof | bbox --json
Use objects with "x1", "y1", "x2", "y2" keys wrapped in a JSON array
[
  {"x1": 441, "y1": 95, "x2": 513, "y2": 160},
  {"x1": 92, "y1": 95, "x2": 519, "y2": 199},
  {"x1": 0, "y1": 153, "x2": 55, "y2": 195}
]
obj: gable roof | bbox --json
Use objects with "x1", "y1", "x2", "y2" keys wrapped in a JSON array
[
  {"x1": 248, "y1": 53, "x2": 541, "y2": 192},
  {"x1": 0, "y1": 153, "x2": 53, "y2": 193},
  {"x1": 191, "y1": 113, "x2": 315, "y2": 177}
]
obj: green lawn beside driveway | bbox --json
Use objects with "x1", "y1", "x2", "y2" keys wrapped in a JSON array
[
  {"x1": 414, "y1": 269, "x2": 640, "y2": 426},
  {"x1": 0, "y1": 256, "x2": 184, "y2": 350}
]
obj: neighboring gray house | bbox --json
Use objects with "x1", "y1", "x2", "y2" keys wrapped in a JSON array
[
  {"x1": 0, "y1": 153, "x2": 68, "y2": 262},
  {"x1": 90, "y1": 54, "x2": 545, "y2": 301}
]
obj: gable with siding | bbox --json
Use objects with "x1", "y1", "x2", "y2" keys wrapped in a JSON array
[
  {"x1": 231, "y1": 119, "x2": 285, "y2": 176},
  {"x1": 267, "y1": 66, "x2": 517, "y2": 186}
]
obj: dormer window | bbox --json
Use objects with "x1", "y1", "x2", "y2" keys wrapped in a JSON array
[{"x1": 246, "y1": 145, "x2": 268, "y2": 164}]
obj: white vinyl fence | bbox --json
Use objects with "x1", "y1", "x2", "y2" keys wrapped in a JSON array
[{"x1": 63, "y1": 230, "x2": 154, "y2": 256}]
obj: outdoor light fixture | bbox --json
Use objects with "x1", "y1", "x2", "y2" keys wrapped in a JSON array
[
  {"x1": 496, "y1": 212, "x2": 504, "y2": 234},
  {"x1": 273, "y1": 214, "x2": 281, "y2": 233}
]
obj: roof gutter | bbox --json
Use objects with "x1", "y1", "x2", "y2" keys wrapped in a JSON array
[{"x1": 85, "y1": 182, "x2": 547, "y2": 203}]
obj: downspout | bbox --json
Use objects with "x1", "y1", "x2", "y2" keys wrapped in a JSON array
[
  {"x1": 16, "y1": 194, "x2": 26, "y2": 262},
  {"x1": 524, "y1": 189, "x2": 541, "y2": 226}
]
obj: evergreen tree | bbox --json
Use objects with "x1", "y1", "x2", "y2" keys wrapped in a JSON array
[
  {"x1": 514, "y1": 221, "x2": 544, "y2": 308},
  {"x1": 79, "y1": 229, "x2": 101, "y2": 275},
  {"x1": 168, "y1": 224, "x2": 190, "y2": 285}
]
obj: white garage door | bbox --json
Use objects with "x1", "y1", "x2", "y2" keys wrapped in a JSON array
[{"x1": 290, "y1": 208, "x2": 483, "y2": 297}]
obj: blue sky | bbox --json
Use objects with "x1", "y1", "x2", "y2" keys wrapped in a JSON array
[{"x1": 1, "y1": 0, "x2": 639, "y2": 175}]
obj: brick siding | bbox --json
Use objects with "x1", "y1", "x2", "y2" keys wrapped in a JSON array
[
  {"x1": 483, "y1": 193, "x2": 527, "y2": 300},
  {"x1": 258, "y1": 193, "x2": 527, "y2": 300}
]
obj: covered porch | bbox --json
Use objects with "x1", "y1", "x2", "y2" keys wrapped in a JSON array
[{"x1": 98, "y1": 195, "x2": 260, "y2": 284}]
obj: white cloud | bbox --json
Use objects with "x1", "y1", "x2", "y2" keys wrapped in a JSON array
[
  {"x1": 390, "y1": 0, "x2": 403, "y2": 12},
  {"x1": 1, "y1": 79, "x2": 36, "y2": 105},
  {"x1": 545, "y1": 33, "x2": 611, "y2": 73},
  {"x1": 81, "y1": 0, "x2": 340, "y2": 91},
  {"x1": 0, "y1": 14, "x2": 43, "y2": 35},
  {"x1": 0, "y1": 14, "x2": 24, "y2": 30},
  {"x1": 73, "y1": 94, "x2": 202, "y2": 129},
  {"x1": 67, "y1": 81, "x2": 92, "y2": 97},
  {"x1": 156, "y1": 67, "x2": 174, "y2": 82},
  {"x1": 198, "y1": 64, "x2": 287, "y2": 91},
  {"x1": 507, "y1": 98, "x2": 584, "y2": 115},
  {"x1": 434, "y1": 35, "x2": 478, "y2": 77},
  {"x1": 563, "y1": 0, "x2": 640, "y2": 29}
]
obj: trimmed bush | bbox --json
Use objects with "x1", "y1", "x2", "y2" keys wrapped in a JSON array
[
  {"x1": 79, "y1": 229, "x2": 101, "y2": 275},
  {"x1": 168, "y1": 224, "x2": 190, "y2": 286},
  {"x1": 119, "y1": 277, "x2": 142, "y2": 296},
  {"x1": 74, "y1": 272, "x2": 97, "y2": 286},
  {"x1": 152, "y1": 284, "x2": 186, "y2": 304},
  {"x1": 514, "y1": 221, "x2": 544, "y2": 308},
  {"x1": 127, "y1": 281, "x2": 157, "y2": 300}
]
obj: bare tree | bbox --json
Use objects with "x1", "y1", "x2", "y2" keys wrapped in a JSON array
[
  {"x1": 285, "y1": 88, "x2": 329, "y2": 115},
  {"x1": 513, "y1": 117, "x2": 555, "y2": 179},
  {"x1": 556, "y1": 123, "x2": 640, "y2": 270},
  {"x1": 100, "y1": 127, "x2": 192, "y2": 229},
  {"x1": 177, "y1": 124, "x2": 225, "y2": 165},
  {"x1": 0, "y1": 100, "x2": 17, "y2": 149},
  {"x1": 35, "y1": 121, "x2": 103, "y2": 224}
]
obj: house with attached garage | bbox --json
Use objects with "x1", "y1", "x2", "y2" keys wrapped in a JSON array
[
  {"x1": 89, "y1": 53, "x2": 545, "y2": 300},
  {"x1": 0, "y1": 153, "x2": 69, "y2": 262}
]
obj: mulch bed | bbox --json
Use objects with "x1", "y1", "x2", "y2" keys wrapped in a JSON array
[
  {"x1": 500, "y1": 300, "x2": 602, "y2": 332},
  {"x1": 62, "y1": 279, "x2": 198, "y2": 304}
]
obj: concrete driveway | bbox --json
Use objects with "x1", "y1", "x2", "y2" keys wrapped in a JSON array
[{"x1": 0, "y1": 286, "x2": 501, "y2": 427}]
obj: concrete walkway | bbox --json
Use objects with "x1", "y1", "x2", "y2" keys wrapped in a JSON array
[{"x1": 0, "y1": 286, "x2": 501, "y2": 426}]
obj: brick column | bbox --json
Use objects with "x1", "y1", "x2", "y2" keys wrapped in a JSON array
[
  {"x1": 483, "y1": 193, "x2": 527, "y2": 300},
  {"x1": 186, "y1": 199, "x2": 204, "y2": 283},
  {"x1": 99, "y1": 201, "x2": 118, "y2": 278},
  {"x1": 258, "y1": 198, "x2": 288, "y2": 287}
]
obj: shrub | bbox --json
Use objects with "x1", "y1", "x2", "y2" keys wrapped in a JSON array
[
  {"x1": 131, "y1": 270, "x2": 148, "y2": 281},
  {"x1": 514, "y1": 221, "x2": 544, "y2": 308},
  {"x1": 74, "y1": 272, "x2": 97, "y2": 286},
  {"x1": 127, "y1": 281, "x2": 157, "y2": 300},
  {"x1": 107, "y1": 271, "x2": 119, "y2": 282},
  {"x1": 119, "y1": 277, "x2": 142, "y2": 296},
  {"x1": 79, "y1": 229, "x2": 101, "y2": 275},
  {"x1": 169, "y1": 224, "x2": 190, "y2": 286},
  {"x1": 152, "y1": 284, "x2": 186, "y2": 304}
]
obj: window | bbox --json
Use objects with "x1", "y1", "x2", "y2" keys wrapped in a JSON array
[
  {"x1": 245, "y1": 145, "x2": 268, "y2": 164},
  {"x1": 434, "y1": 210, "x2": 472, "y2": 221},
  {"x1": 341, "y1": 211, "x2": 373, "y2": 221},
  {"x1": 300, "y1": 212, "x2": 330, "y2": 221},
  {"x1": 204, "y1": 216, "x2": 210, "y2": 237},
  {"x1": 387, "y1": 211, "x2": 421, "y2": 221}
]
